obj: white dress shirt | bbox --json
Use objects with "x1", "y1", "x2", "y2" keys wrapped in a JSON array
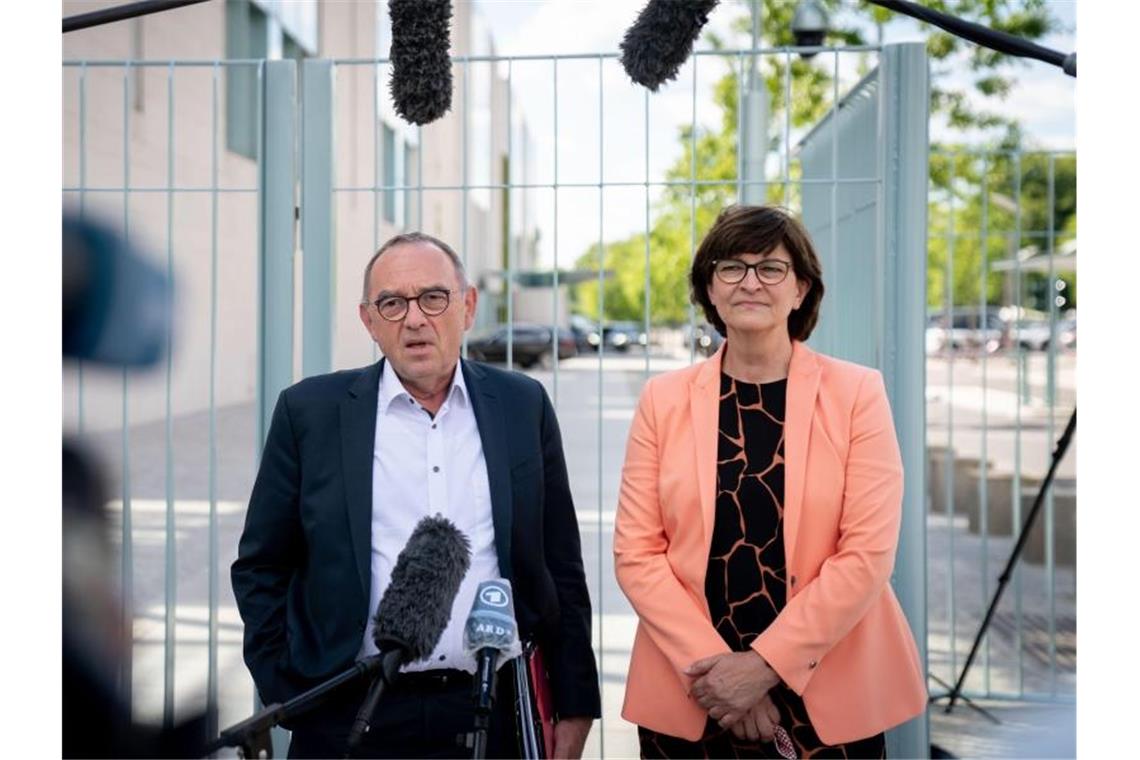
[{"x1": 357, "y1": 362, "x2": 502, "y2": 673}]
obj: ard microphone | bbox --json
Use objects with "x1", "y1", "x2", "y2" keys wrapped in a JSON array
[
  {"x1": 388, "y1": 0, "x2": 454, "y2": 125},
  {"x1": 346, "y1": 515, "x2": 471, "y2": 756},
  {"x1": 463, "y1": 579, "x2": 522, "y2": 758},
  {"x1": 619, "y1": 0, "x2": 719, "y2": 91}
]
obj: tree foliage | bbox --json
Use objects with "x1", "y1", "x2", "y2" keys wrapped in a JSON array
[{"x1": 571, "y1": 0, "x2": 1073, "y2": 321}]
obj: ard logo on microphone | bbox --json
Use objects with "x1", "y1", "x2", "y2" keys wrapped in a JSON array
[{"x1": 479, "y1": 586, "x2": 509, "y2": 608}]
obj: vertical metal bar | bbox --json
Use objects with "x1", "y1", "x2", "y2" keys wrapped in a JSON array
[
  {"x1": 258, "y1": 59, "x2": 297, "y2": 447},
  {"x1": 417, "y1": 123, "x2": 423, "y2": 228},
  {"x1": 1046, "y1": 153, "x2": 1057, "y2": 695},
  {"x1": 462, "y1": 59, "x2": 470, "y2": 358},
  {"x1": 735, "y1": 53, "x2": 744, "y2": 202},
  {"x1": 552, "y1": 59, "x2": 559, "y2": 401},
  {"x1": 506, "y1": 60, "x2": 514, "y2": 370},
  {"x1": 979, "y1": 154, "x2": 991, "y2": 695},
  {"x1": 829, "y1": 49, "x2": 839, "y2": 358},
  {"x1": 945, "y1": 155, "x2": 957, "y2": 687},
  {"x1": 77, "y1": 64, "x2": 87, "y2": 434},
  {"x1": 879, "y1": 44, "x2": 930, "y2": 758},
  {"x1": 258, "y1": 59, "x2": 294, "y2": 759},
  {"x1": 120, "y1": 62, "x2": 134, "y2": 711},
  {"x1": 783, "y1": 49, "x2": 791, "y2": 203},
  {"x1": 372, "y1": 61, "x2": 381, "y2": 362},
  {"x1": 1012, "y1": 152, "x2": 1025, "y2": 695},
  {"x1": 644, "y1": 86, "x2": 651, "y2": 380},
  {"x1": 688, "y1": 54, "x2": 697, "y2": 365},
  {"x1": 163, "y1": 61, "x2": 177, "y2": 732},
  {"x1": 595, "y1": 54, "x2": 605, "y2": 757},
  {"x1": 301, "y1": 60, "x2": 334, "y2": 378},
  {"x1": 207, "y1": 61, "x2": 220, "y2": 745}
]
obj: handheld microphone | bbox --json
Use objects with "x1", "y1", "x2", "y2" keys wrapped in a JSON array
[
  {"x1": 462, "y1": 579, "x2": 522, "y2": 759},
  {"x1": 619, "y1": 0, "x2": 719, "y2": 92},
  {"x1": 345, "y1": 515, "x2": 471, "y2": 756},
  {"x1": 388, "y1": 0, "x2": 454, "y2": 125}
]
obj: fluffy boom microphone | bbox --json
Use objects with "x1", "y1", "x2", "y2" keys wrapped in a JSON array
[
  {"x1": 388, "y1": 0, "x2": 454, "y2": 125},
  {"x1": 372, "y1": 514, "x2": 471, "y2": 657},
  {"x1": 620, "y1": 0, "x2": 719, "y2": 91},
  {"x1": 346, "y1": 515, "x2": 471, "y2": 754}
]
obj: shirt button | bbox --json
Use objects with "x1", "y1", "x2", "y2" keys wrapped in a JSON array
[
  {"x1": 809, "y1": 660, "x2": 817, "y2": 669},
  {"x1": 439, "y1": 654, "x2": 446, "y2": 661},
  {"x1": 431, "y1": 423, "x2": 437, "y2": 429},
  {"x1": 433, "y1": 466, "x2": 440, "y2": 473}
]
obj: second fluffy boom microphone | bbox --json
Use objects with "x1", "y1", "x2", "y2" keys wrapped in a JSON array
[
  {"x1": 619, "y1": 0, "x2": 719, "y2": 91},
  {"x1": 388, "y1": 0, "x2": 454, "y2": 125}
]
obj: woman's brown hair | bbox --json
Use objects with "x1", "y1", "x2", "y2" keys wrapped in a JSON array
[{"x1": 689, "y1": 204, "x2": 825, "y2": 341}]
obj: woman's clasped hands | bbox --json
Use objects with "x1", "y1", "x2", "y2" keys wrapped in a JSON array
[{"x1": 686, "y1": 651, "x2": 783, "y2": 742}]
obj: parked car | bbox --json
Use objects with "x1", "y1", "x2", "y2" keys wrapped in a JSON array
[
  {"x1": 568, "y1": 314, "x2": 601, "y2": 352},
  {"x1": 683, "y1": 322, "x2": 724, "y2": 357},
  {"x1": 926, "y1": 307, "x2": 1008, "y2": 354},
  {"x1": 1013, "y1": 318, "x2": 1058, "y2": 351},
  {"x1": 1057, "y1": 316, "x2": 1076, "y2": 350},
  {"x1": 466, "y1": 323, "x2": 577, "y2": 369},
  {"x1": 602, "y1": 321, "x2": 649, "y2": 352}
]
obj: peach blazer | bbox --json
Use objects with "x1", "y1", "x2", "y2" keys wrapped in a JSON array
[{"x1": 614, "y1": 341, "x2": 926, "y2": 745}]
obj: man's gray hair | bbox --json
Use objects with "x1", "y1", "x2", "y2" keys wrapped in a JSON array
[{"x1": 361, "y1": 231, "x2": 468, "y2": 303}]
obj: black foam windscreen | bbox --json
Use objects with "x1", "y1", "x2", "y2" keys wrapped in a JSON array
[
  {"x1": 619, "y1": 0, "x2": 719, "y2": 92},
  {"x1": 372, "y1": 515, "x2": 471, "y2": 662},
  {"x1": 388, "y1": 0, "x2": 454, "y2": 125}
]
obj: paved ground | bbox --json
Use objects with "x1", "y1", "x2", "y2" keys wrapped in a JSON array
[{"x1": 73, "y1": 346, "x2": 1076, "y2": 757}]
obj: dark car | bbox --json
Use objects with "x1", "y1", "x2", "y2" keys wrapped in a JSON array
[
  {"x1": 568, "y1": 314, "x2": 602, "y2": 352},
  {"x1": 683, "y1": 322, "x2": 724, "y2": 357},
  {"x1": 466, "y1": 323, "x2": 577, "y2": 369},
  {"x1": 602, "y1": 321, "x2": 649, "y2": 352}
]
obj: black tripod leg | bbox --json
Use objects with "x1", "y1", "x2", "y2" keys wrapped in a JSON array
[{"x1": 944, "y1": 409, "x2": 1076, "y2": 714}]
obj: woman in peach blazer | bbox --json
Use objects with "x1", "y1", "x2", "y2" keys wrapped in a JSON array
[{"x1": 614, "y1": 205, "x2": 926, "y2": 758}]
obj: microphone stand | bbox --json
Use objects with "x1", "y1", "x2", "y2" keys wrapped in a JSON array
[
  {"x1": 206, "y1": 653, "x2": 391, "y2": 759},
  {"x1": 344, "y1": 649, "x2": 404, "y2": 757},
  {"x1": 469, "y1": 649, "x2": 499, "y2": 759},
  {"x1": 931, "y1": 409, "x2": 1076, "y2": 716}
]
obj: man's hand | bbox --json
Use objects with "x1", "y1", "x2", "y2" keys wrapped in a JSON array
[
  {"x1": 686, "y1": 651, "x2": 781, "y2": 729},
  {"x1": 552, "y1": 716, "x2": 592, "y2": 759},
  {"x1": 728, "y1": 693, "x2": 782, "y2": 742}
]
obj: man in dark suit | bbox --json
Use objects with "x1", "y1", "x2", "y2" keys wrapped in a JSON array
[{"x1": 232, "y1": 232, "x2": 600, "y2": 758}]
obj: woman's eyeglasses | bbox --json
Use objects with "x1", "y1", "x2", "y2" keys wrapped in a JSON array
[{"x1": 712, "y1": 259, "x2": 792, "y2": 286}]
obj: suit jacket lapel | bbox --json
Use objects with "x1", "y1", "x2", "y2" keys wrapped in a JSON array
[
  {"x1": 784, "y1": 341, "x2": 820, "y2": 569},
  {"x1": 463, "y1": 360, "x2": 513, "y2": 581},
  {"x1": 690, "y1": 344, "x2": 724, "y2": 562},
  {"x1": 342, "y1": 359, "x2": 383, "y2": 599}
]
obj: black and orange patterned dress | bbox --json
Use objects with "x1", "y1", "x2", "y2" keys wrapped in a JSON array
[{"x1": 639, "y1": 372, "x2": 886, "y2": 760}]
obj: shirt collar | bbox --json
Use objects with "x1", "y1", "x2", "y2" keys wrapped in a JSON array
[{"x1": 377, "y1": 359, "x2": 468, "y2": 416}]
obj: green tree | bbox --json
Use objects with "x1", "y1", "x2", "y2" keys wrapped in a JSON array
[{"x1": 571, "y1": 0, "x2": 1071, "y2": 322}]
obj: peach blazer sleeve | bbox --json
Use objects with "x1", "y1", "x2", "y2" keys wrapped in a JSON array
[
  {"x1": 751, "y1": 369, "x2": 904, "y2": 695},
  {"x1": 613, "y1": 377, "x2": 731, "y2": 683}
]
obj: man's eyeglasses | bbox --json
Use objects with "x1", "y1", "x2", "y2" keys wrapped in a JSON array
[
  {"x1": 370, "y1": 288, "x2": 452, "y2": 321},
  {"x1": 712, "y1": 258, "x2": 792, "y2": 286}
]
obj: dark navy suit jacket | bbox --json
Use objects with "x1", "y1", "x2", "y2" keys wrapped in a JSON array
[{"x1": 232, "y1": 358, "x2": 601, "y2": 720}]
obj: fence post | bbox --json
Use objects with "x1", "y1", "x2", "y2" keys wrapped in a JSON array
[
  {"x1": 880, "y1": 41, "x2": 931, "y2": 758},
  {"x1": 258, "y1": 59, "x2": 297, "y2": 444},
  {"x1": 301, "y1": 59, "x2": 334, "y2": 378},
  {"x1": 257, "y1": 58, "x2": 297, "y2": 759}
]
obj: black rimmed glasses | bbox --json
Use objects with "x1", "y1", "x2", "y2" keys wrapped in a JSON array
[
  {"x1": 712, "y1": 258, "x2": 792, "y2": 286},
  {"x1": 370, "y1": 288, "x2": 453, "y2": 321}
]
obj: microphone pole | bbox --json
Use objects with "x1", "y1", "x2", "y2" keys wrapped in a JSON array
[
  {"x1": 344, "y1": 647, "x2": 404, "y2": 757},
  {"x1": 206, "y1": 654, "x2": 389, "y2": 758},
  {"x1": 864, "y1": 0, "x2": 1075, "y2": 77},
  {"x1": 462, "y1": 579, "x2": 523, "y2": 760}
]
